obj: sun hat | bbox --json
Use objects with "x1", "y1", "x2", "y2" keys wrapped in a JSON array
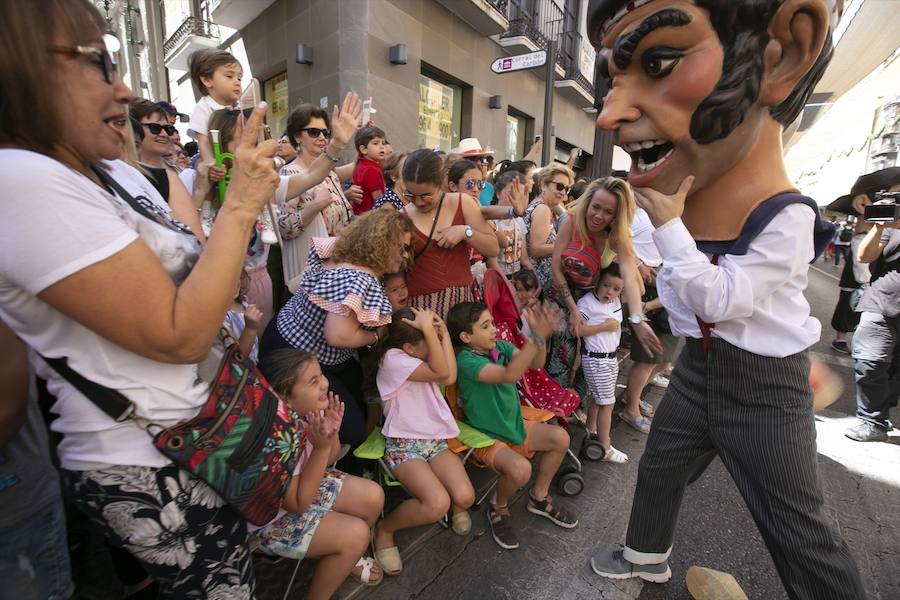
[{"x1": 454, "y1": 138, "x2": 494, "y2": 157}]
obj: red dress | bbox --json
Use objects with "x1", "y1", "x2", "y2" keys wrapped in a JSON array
[{"x1": 406, "y1": 198, "x2": 475, "y2": 318}]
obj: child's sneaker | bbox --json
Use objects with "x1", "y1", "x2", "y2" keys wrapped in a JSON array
[
  {"x1": 527, "y1": 492, "x2": 578, "y2": 528},
  {"x1": 488, "y1": 506, "x2": 519, "y2": 549},
  {"x1": 602, "y1": 445, "x2": 629, "y2": 463}
]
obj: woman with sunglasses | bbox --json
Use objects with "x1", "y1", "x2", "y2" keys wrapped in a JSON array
[
  {"x1": 0, "y1": 1, "x2": 283, "y2": 595},
  {"x1": 276, "y1": 103, "x2": 356, "y2": 302},
  {"x1": 128, "y1": 98, "x2": 206, "y2": 242},
  {"x1": 447, "y1": 159, "x2": 484, "y2": 201},
  {"x1": 401, "y1": 150, "x2": 499, "y2": 319},
  {"x1": 524, "y1": 164, "x2": 575, "y2": 290}
]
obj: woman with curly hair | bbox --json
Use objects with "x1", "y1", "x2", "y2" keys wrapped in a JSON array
[{"x1": 261, "y1": 208, "x2": 413, "y2": 450}]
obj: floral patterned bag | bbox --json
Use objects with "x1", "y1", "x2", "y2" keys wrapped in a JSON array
[{"x1": 41, "y1": 336, "x2": 302, "y2": 526}]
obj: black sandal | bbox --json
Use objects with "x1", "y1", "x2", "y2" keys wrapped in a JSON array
[{"x1": 527, "y1": 493, "x2": 578, "y2": 529}]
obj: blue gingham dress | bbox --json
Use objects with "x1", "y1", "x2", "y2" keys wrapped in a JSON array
[{"x1": 274, "y1": 238, "x2": 393, "y2": 365}]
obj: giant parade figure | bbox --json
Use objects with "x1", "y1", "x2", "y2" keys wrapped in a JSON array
[{"x1": 585, "y1": 1, "x2": 865, "y2": 598}]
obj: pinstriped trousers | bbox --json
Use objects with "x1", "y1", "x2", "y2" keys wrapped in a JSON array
[{"x1": 624, "y1": 338, "x2": 864, "y2": 600}]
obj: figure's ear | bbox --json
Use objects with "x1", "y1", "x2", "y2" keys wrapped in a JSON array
[{"x1": 759, "y1": 0, "x2": 830, "y2": 108}]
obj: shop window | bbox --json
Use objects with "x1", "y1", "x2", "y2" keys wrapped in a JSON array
[
  {"x1": 418, "y1": 74, "x2": 462, "y2": 152},
  {"x1": 264, "y1": 72, "x2": 289, "y2": 140},
  {"x1": 505, "y1": 112, "x2": 527, "y2": 161}
]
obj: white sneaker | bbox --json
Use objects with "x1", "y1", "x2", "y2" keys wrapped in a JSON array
[
  {"x1": 602, "y1": 446, "x2": 628, "y2": 463},
  {"x1": 650, "y1": 374, "x2": 670, "y2": 388}
]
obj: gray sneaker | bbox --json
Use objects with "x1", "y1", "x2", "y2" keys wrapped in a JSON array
[
  {"x1": 845, "y1": 420, "x2": 888, "y2": 442},
  {"x1": 590, "y1": 547, "x2": 671, "y2": 583}
]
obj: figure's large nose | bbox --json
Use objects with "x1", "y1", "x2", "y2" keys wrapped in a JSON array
[{"x1": 596, "y1": 84, "x2": 641, "y2": 131}]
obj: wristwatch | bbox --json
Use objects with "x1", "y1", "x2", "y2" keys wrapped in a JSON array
[
  {"x1": 464, "y1": 225, "x2": 474, "y2": 238},
  {"x1": 628, "y1": 314, "x2": 645, "y2": 325}
]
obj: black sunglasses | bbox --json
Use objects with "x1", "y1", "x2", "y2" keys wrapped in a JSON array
[
  {"x1": 551, "y1": 181, "x2": 570, "y2": 193},
  {"x1": 300, "y1": 127, "x2": 332, "y2": 139},
  {"x1": 475, "y1": 156, "x2": 494, "y2": 166},
  {"x1": 48, "y1": 45, "x2": 117, "y2": 85},
  {"x1": 142, "y1": 122, "x2": 177, "y2": 136}
]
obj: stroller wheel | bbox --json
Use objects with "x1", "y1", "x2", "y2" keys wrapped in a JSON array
[
  {"x1": 557, "y1": 472, "x2": 584, "y2": 497},
  {"x1": 581, "y1": 439, "x2": 606, "y2": 461}
]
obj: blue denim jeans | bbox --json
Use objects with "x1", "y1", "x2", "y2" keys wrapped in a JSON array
[
  {"x1": 852, "y1": 312, "x2": 900, "y2": 428},
  {"x1": 0, "y1": 499, "x2": 73, "y2": 600}
]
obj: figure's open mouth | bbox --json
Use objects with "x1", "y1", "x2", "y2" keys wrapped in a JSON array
[{"x1": 622, "y1": 139, "x2": 675, "y2": 173}]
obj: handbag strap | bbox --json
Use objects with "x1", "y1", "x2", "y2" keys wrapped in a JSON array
[
  {"x1": 94, "y1": 166, "x2": 194, "y2": 236},
  {"x1": 38, "y1": 354, "x2": 135, "y2": 422},
  {"x1": 410, "y1": 193, "x2": 445, "y2": 261}
]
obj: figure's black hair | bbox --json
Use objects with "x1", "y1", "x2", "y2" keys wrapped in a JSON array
[{"x1": 587, "y1": 0, "x2": 833, "y2": 143}]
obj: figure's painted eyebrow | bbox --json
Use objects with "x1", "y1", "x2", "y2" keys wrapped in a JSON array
[{"x1": 612, "y1": 8, "x2": 692, "y2": 70}]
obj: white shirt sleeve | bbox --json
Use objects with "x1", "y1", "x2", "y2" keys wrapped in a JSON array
[
  {"x1": 0, "y1": 152, "x2": 138, "y2": 295},
  {"x1": 850, "y1": 235, "x2": 871, "y2": 284},
  {"x1": 652, "y1": 204, "x2": 815, "y2": 324},
  {"x1": 187, "y1": 98, "x2": 213, "y2": 140}
]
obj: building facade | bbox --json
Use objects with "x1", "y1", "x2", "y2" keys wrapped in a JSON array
[{"x1": 111, "y1": 0, "x2": 607, "y2": 171}]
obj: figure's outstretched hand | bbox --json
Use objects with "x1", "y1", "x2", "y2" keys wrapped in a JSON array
[{"x1": 633, "y1": 175, "x2": 695, "y2": 229}]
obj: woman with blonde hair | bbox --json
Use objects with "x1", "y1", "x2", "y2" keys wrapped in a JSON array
[
  {"x1": 261, "y1": 207, "x2": 414, "y2": 450},
  {"x1": 547, "y1": 177, "x2": 662, "y2": 406}
]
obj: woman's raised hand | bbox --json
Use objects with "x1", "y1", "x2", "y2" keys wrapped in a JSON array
[
  {"x1": 226, "y1": 103, "x2": 280, "y2": 216},
  {"x1": 330, "y1": 92, "x2": 363, "y2": 148}
]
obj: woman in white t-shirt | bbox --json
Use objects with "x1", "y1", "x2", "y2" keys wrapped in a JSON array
[{"x1": 0, "y1": 3, "x2": 357, "y2": 596}]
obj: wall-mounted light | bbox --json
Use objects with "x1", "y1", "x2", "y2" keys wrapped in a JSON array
[
  {"x1": 296, "y1": 43, "x2": 314, "y2": 65},
  {"x1": 389, "y1": 43, "x2": 408, "y2": 65},
  {"x1": 489, "y1": 95, "x2": 503, "y2": 109}
]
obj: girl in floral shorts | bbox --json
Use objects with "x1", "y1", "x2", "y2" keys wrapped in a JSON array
[
  {"x1": 257, "y1": 350, "x2": 386, "y2": 597},
  {"x1": 369, "y1": 308, "x2": 476, "y2": 576}
]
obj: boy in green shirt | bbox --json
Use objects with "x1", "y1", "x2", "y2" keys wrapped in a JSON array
[{"x1": 448, "y1": 302, "x2": 578, "y2": 550}]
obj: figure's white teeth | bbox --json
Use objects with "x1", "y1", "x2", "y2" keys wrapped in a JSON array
[
  {"x1": 622, "y1": 139, "x2": 667, "y2": 153},
  {"x1": 636, "y1": 147, "x2": 674, "y2": 172}
]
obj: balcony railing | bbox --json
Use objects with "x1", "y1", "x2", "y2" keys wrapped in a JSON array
[
  {"x1": 502, "y1": 0, "x2": 565, "y2": 51},
  {"x1": 557, "y1": 31, "x2": 594, "y2": 94},
  {"x1": 485, "y1": 0, "x2": 509, "y2": 12},
  {"x1": 163, "y1": 15, "x2": 219, "y2": 58}
]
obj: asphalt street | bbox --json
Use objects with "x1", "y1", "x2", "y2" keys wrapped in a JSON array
[{"x1": 309, "y1": 258, "x2": 900, "y2": 600}]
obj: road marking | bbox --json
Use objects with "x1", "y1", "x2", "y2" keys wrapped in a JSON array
[
  {"x1": 810, "y1": 350, "x2": 854, "y2": 369},
  {"x1": 810, "y1": 264, "x2": 840, "y2": 281}
]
